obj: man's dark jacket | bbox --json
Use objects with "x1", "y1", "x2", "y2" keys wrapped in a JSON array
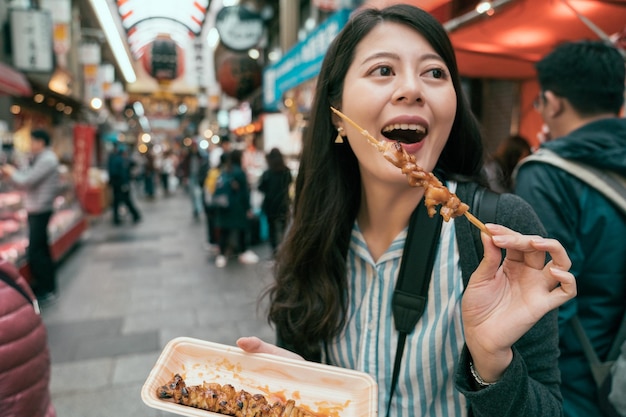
[{"x1": 515, "y1": 117, "x2": 626, "y2": 417}]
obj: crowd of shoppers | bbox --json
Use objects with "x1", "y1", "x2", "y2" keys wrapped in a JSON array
[{"x1": 103, "y1": 136, "x2": 281, "y2": 268}]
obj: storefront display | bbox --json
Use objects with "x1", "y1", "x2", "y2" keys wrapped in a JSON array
[{"x1": 0, "y1": 165, "x2": 86, "y2": 281}]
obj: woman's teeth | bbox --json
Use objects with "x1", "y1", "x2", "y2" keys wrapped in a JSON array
[{"x1": 382, "y1": 123, "x2": 426, "y2": 134}]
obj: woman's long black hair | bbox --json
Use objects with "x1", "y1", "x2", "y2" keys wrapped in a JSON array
[{"x1": 265, "y1": 4, "x2": 484, "y2": 360}]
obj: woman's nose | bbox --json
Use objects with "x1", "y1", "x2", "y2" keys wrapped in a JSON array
[{"x1": 392, "y1": 76, "x2": 423, "y2": 103}]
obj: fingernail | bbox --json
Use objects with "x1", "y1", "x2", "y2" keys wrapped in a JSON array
[{"x1": 491, "y1": 236, "x2": 505, "y2": 244}]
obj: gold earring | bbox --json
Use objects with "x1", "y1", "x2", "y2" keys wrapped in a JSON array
[{"x1": 335, "y1": 127, "x2": 344, "y2": 144}]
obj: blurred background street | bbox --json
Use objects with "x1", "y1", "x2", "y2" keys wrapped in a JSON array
[{"x1": 41, "y1": 189, "x2": 275, "y2": 417}]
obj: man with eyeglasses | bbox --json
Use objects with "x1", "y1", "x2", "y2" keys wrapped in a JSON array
[{"x1": 515, "y1": 40, "x2": 626, "y2": 417}]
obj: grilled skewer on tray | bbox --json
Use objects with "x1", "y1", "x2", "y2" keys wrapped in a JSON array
[{"x1": 157, "y1": 374, "x2": 321, "y2": 417}]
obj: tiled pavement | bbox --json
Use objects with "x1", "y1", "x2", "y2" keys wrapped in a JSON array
[{"x1": 41, "y1": 188, "x2": 275, "y2": 416}]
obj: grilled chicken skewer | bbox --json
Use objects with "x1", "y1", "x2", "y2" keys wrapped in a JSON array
[
  {"x1": 330, "y1": 107, "x2": 490, "y2": 235},
  {"x1": 157, "y1": 374, "x2": 320, "y2": 417}
]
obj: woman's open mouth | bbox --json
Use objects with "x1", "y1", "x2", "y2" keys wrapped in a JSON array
[{"x1": 381, "y1": 123, "x2": 427, "y2": 144}]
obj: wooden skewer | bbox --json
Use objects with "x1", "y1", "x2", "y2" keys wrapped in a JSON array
[
  {"x1": 331, "y1": 106, "x2": 378, "y2": 148},
  {"x1": 464, "y1": 211, "x2": 492, "y2": 237},
  {"x1": 330, "y1": 106, "x2": 492, "y2": 237}
]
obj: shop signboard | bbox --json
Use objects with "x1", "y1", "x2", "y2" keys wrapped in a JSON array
[
  {"x1": 215, "y1": 6, "x2": 264, "y2": 52},
  {"x1": 10, "y1": 9, "x2": 54, "y2": 73},
  {"x1": 40, "y1": 0, "x2": 72, "y2": 61},
  {"x1": 263, "y1": 8, "x2": 351, "y2": 111}
]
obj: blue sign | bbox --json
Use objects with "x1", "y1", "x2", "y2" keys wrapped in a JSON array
[{"x1": 263, "y1": 8, "x2": 351, "y2": 111}]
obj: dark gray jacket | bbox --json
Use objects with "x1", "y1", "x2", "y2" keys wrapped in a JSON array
[
  {"x1": 454, "y1": 182, "x2": 562, "y2": 417},
  {"x1": 279, "y1": 182, "x2": 562, "y2": 416}
]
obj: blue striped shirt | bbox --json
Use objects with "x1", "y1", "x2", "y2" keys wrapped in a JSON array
[{"x1": 325, "y1": 187, "x2": 467, "y2": 417}]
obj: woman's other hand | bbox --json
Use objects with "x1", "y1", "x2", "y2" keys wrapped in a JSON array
[
  {"x1": 236, "y1": 337, "x2": 304, "y2": 361},
  {"x1": 461, "y1": 223, "x2": 576, "y2": 382}
]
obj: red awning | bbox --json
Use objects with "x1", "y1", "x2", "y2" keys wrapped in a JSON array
[
  {"x1": 448, "y1": 0, "x2": 626, "y2": 79},
  {"x1": 0, "y1": 62, "x2": 32, "y2": 96},
  {"x1": 367, "y1": 0, "x2": 626, "y2": 80}
]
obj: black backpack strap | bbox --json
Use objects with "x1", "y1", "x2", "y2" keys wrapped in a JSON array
[
  {"x1": 386, "y1": 185, "x2": 498, "y2": 416},
  {"x1": 387, "y1": 201, "x2": 443, "y2": 417}
]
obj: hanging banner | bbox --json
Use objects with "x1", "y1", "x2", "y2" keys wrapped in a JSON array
[
  {"x1": 10, "y1": 9, "x2": 54, "y2": 73},
  {"x1": 262, "y1": 9, "x2": 350, "y2": 111},
  {"x1": 41, "y1": 0, "x2": 72, "y2": 61},
  {"x1": 73, "y1": 124, "x2": 95, "y2": 209}
]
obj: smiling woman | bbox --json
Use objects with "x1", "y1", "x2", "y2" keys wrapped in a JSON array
[{"x1": 235, "y1": 4, "x2": 577, "y2": 417}]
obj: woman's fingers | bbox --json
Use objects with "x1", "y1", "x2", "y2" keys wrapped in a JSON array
[
  {"x1": 529, "y1": 237, "x2": 572, "y2": 271},
  {"x1": 470, "y1": 228, "x2": 503, "y2": 281},
  {"x1": 484, "y1": 223, "x2": 576, "y2": 306},
  {"x1": 545, "y1": 264, "x2": 577, "y2": 308},
  {"x1": 487, "y1": 225, "x2": 545, "y2": 270},
  {"x1": 236, "y1": 337, "x2": 304, "y2": 360},
  {"x1": 487, "y1": 224, "x2": 572, "y2": 270}
]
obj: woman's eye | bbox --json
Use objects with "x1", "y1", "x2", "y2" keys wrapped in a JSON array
[
  {"x1": 425, "y1": 68, "x2": 447, "y2": 79},
  {"x1": 371, "y1": 65, "x2": 394, "y2": 76}
]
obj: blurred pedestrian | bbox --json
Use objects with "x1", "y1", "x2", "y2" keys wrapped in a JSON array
[
  {"x1": 0, "y1": 129, "x2": 59, "y2": 302},
  {"x1": 156, "y1": 149, "x2": 173, "y2": 196},
  {"x1": 515, "y1": 40, "x2": 626, "y2": 417},
  {"x1": 214, "y1": 149, "x2": 259, "y2": 267},
  {"x1": 209, "y1": 135, "x2": 233, "y2": 170},
  {"x1": 203, "y1": 152, "x2": 227, "y2": 254},
  {"x1": 107, "y1": 143, "x2": 141, "y2": 226},
  {"x1": 484, "y1": 134, "x2": 531, "y2": 193},
  {"x1": 143, "y1": 147, "x2": 156, "y2": 199},
  {"x1": 180, "y1": 141, "x2": 207, "y2": 220},
  {"x1": 258, "y1": 148, "x2": 292, "y2": 256}
]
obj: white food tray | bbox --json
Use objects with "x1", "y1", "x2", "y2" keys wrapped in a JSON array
[{"x1": 142, "y1": 337, "x2": 378, "y2": 417}]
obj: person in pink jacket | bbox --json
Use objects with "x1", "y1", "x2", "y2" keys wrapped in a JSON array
[{"x1": 0, "y1": 260, "x2": 56, "y2": 417}]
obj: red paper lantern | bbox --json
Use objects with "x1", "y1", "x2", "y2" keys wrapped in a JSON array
[
  {"x1": 141, "y1": 36, "x2": 185, "y2": 82},
  {"x1": 217, "y1": 55, "x2": 261, "y2": 100}
]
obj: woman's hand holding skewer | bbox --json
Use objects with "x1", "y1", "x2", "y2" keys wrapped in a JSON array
[{"x1": 461, "y1": 224, "x2": 576, "y2": 383}]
